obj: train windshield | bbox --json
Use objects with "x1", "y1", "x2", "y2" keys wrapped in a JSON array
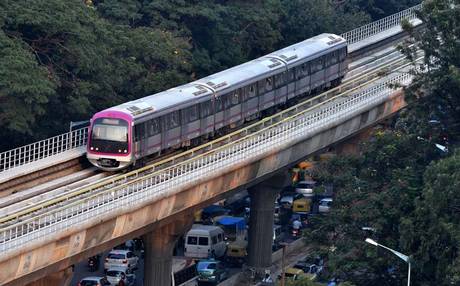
[{"x1": 90, "y1": 118, "x2": 129, "y2": 153}]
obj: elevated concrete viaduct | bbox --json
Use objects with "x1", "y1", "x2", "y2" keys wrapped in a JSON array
[{"x1": 0, "y1": 89, "x2": 407, "y2": 286}]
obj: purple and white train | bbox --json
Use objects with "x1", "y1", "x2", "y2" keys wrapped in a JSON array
[{"x1": 87, "y1": 33, "x2": 348, "y2": 170}]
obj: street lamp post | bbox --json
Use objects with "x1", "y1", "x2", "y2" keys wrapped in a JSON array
[{"x1": 365, "y1": 238, "x2": 411, "y2": 286}]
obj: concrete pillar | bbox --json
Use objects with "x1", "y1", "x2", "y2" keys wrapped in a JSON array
[
  {"x1": 25, "y1": 267, "x2": 73, "y2": 286},
  {"x1": 143, "y1": 215, "x2": 193, "y2": 286},
  {"x1": 247, "y1": 172, "x2": 289, "y2": 274}
]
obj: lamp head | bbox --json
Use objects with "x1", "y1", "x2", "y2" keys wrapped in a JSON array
[{"x1": 365, "y1": 238, "x2": 378, "y2": 246}]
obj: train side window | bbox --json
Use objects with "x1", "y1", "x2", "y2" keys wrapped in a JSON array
[
  {"x1": 201, "y1": 101, "x2": 212, "y2": 117},
  {"x1": 134, "y1": 123, "x2": 146, "y2": 141},
  {"x1": 265, "y1": 77, "x2": 273, "y2": 91},
  {"x1": 296, "y1": 65, "x2": 302, "y2": 79},
  {"x1": 167, "y1": 111, "x2": 180, "y2": 129},
  {"x1": 331, "y1": 50, "x2": 338, "y2": 65},
  {"x1": 248, "y1": 84, "x2": 257, "y2": 98},
  {"x1": 288, "y1": 68, "x2": 295, "y2": 82},
  {"x1": 223, "y1": 93, "x2": 232, "y2": 108},
  {"x1": 302, "y1": 63, "x2": 309, "y2": 76},
  {"x1": 258, "y1": 79, "x2": 265, "y2": 94},
  {"x1": 187, "y1": 105, "x2": 199, "y2": 122},
  {"x1": 339, "y1": 47, "x2": 347, "y2": 61},
  {"x1": 215, "y1": 96, "x2": 223, "y2": 112},
  {"x1": 231, "y1": 90, "x2": 241, "y2": 105},
  {"x1": 275, "y1": 72, "x2": 286, "y2": 88},
  {"x1": 147, "y1": 118, "x2": 160, "y2": 136}
]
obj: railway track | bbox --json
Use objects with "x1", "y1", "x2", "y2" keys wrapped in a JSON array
[{"x1": 0, "y1": 48, "x2": 421, "y2": 230}]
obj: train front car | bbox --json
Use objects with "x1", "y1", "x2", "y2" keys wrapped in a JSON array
[{"x1": 86, "y1": 110, "x2": 134, "y2": 171}]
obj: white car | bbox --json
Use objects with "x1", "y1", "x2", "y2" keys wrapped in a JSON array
[
  {"x1": 318, "y1": 198, "x2": 333, "y2": 213},
  {"x1": 104, "y1": 250, "x2": 139, "y2": 271},
  {"x1": 77, "y1": 276, "x2": 111, "y2": 286},
  {"x1": 295, "y1": 180, "x2": 316, "y2": 197},
  {"x1": 105, "y1": 266, "x2": 136, "y2": 286}
]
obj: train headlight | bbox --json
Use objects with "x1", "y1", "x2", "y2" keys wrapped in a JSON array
[
  {"x1": 95, "y1": 147, "x2": 99, "y2": 151},
  {"x1": 90, "y1": 147, "x2": 94, "y2": 150},
  {"x1": 124, "y1": 150, "x2": 127, "y2": 153},
  {"x1": 118, "y1": 149, "x2": 122, "y2": 153}
]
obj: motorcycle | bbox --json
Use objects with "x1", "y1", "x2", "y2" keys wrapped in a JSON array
[
  {"x1": 88, "y1": 255, "x2": 100, "y2": 272},
  {"x1": 291, "y1": 228, "x2": 300, "y2": 238}
]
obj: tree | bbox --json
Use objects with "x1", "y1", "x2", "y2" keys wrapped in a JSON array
[
  {"x1": 400, "y1": 150, "x2": 460, "y2": 285},
  {"x1": 305, "y1": 131, "x2": 443, "y2": 285},
  {"x1": 398, "y1": 0, "x2": 460, "y2": 144},
  {"x1": 0, "y1": 0, "x2": 192, "y2": 150}
]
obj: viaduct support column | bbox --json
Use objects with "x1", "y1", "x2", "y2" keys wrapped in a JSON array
[
  {"x1": 25, "y1": 267, "x2": 73, "y2": 286},
  {"x1": 247, "y1": 172, "x2": 289, "y2": 275},
  {"x1": 143, "y1": 215, "x2": 193, "y2": 286}
]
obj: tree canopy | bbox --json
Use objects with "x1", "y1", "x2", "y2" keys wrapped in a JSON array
[
  {"x1": 0, "y1": 0, "x2": 420, "y2": 150},
  {"x1": 304, "y1": 1, "x2": 460, "y2": 285}
]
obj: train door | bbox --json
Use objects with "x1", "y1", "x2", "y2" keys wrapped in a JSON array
[
  {"x1": 145, "y1": 117, "x2": 162, "y2": 156},
  {"x1": 311, "y1": 56, "x2": 326, "y2": 91},
  {"x1": 326, "y1": 50, "x2": 340, "y2": 84},
  {"x1": 214, "y1": 96, "x2": 225, "y2": 131},
  {"x1": 295, "y1": 62, "x2": 310, "y2": 96},
  {"x1": 224, "y1": 90, "x2": 242, "y2": 126},
  {"x1": 134, "y1": 122, "x2": 148, "y2": 159},
  {"x1": 287, "y1": 68, "x2": 296, "y2": 100},
  {"x1": 181, "y1": 104, "x2": 201, "y2": 142},
  {"x1": 339, "y1": 47, "x2": 348, "y2": 77},
  {"x1": 200, "y1": 100, "x2": 214, "y2": 136},
  {"x1": 242, "y1": 84, "x2": 259, "y2": 119},
  {"x1": 258, "y1": 77, "x2": 275, "y2": 111},
  {"x1": 274, "y1": 71, "x2": 288, "y2": 105},
  {"x1": 162, "y1": 110, "x2": 181, "y2": 149}
]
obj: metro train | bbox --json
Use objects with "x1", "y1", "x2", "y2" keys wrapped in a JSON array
[{"x1": 87, "y1": 33, "x2": 348, "y2": 171}]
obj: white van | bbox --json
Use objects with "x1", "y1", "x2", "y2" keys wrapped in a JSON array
[{"x1": 184, "y1": 224, "x2": 226, "y2": 259}]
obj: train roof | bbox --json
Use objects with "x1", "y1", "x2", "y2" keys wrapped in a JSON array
[{"x1": 99, "y1": 33, "x2": 346, "y2": 121}]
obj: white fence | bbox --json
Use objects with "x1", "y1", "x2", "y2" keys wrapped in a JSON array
[
  {"x1": 0, "y1": 72, "x2": 412, "y2": 256},
  {"x1": 0, "y1": 128, "x2": 88, "y2": 173},
  {"x1": 341, "y1": 4, "x2": 421, "y2": 44}
]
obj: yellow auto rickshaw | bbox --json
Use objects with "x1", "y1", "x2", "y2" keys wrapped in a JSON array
[
  {"x1": 225, "y1": 239, "x2": 247, "y2": 266},
  {"x1": 292, "y1": 197, "x2": 311, "y2": 214}
]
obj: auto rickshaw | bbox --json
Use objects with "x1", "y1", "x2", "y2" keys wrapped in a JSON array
[
  {"x1": 225, "y1": 239, "x2": 247, "y2": 266},
  {"x1": 279, "y1": 267, "x2": 308, "y2": 281},
  {"x1": 292, "y1": 197, "x2": 311, "y2": 214}
]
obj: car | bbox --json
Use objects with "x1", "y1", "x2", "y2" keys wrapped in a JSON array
[
  {"x1": 295, "y1": 180, "x2": 317, "y2": 197},
  {"x1": 113, "y1": 240, "x2": 135, "y2": 251},
  {"x1": 77, "y1": 276, "x2": 111, "y2": 286},
  {"x1": 105, "y1": 266, "x2": 136, "y2": 286},
  {"x1": 104, "y1": 250, "x2": 139, "y2": 271},
  {"x1": 279, "y1": 193, "x2": 303, "y2": 209},
  {"x1": 319, "y1": 198, "x2": 333, "y2": 213},
  {"x1": 196, "y1": 259, "x2": 228, "y2": 285}
]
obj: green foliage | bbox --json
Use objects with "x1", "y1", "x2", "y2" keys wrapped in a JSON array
[
  {"x1": 305, "y1": 131, "x2": 444, "y2": 285},
  {"x1": 280, "y1": 0, "x2": 370, "y2": 45},
  {"x1": 0, "y1": 0, "x2": 422, "y2": 150},
  {"x1": 0, "y1": 0, "x2": 191, "y2": 149},
  {"x1": 398, "y1": 0, "x2": 460, "y2": 143},
  {"x1": 400, "y1": 150, "x2": 460, "y2": 285}
]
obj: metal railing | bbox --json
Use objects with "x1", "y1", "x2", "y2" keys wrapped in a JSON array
[
  {"x1": 0, "y1": 4, "x2": 421, "y2": 176},
  {"x1": 341, "y1": 4, "x2": 422, "y2": 45},
  {"x1": 0, "y1": 128, "x2": 88, "y2": 174},
  {"x1": 0, "y1": 72, "x2": 412, "y2": 255}
]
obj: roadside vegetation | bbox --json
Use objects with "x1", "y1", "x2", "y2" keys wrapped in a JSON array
[
  {"x1": 0, "y1": 0, "x2": 419, "y2": 150},
  {"x1": 303, "y1": 1, "x2": 460, "y2": 285}
]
